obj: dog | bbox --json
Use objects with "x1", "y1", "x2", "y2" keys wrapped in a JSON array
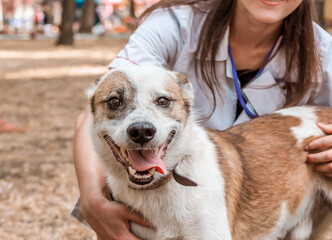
[{"x1": 87, "y1": 65, "x2": 332, "y2": 240}]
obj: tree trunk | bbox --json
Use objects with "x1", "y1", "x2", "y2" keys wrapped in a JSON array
[
  {"x1": 129, "y1": 0, "x2": 135, "y2": 18},
  {"x1": 79, "y1": 0, "x2": 95, "y2": 33},
  {"x1": 56, "y1": 0, "x2": 75, "y2": 46},
  {"x1": 315, "y1": 0, "x2": 325, "y2": 28},
  {"x1": 0, "y1": 0, "x2": 3, "y2": 32}
]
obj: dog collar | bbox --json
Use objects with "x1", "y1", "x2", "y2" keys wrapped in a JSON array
[{"x1": 172, "y1": 168, "x2": 198, "y2": 187}]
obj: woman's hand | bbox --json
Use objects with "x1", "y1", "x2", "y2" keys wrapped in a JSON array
[
  {"x1": 306, "y1": 123, "x2": 332, "y2": 178},
  {"x1": 80, "y1": 194, "x2": 153, "y2": 240},
  {"x1": 74, "y1": 106, "x2": 153, "y2": 240}
]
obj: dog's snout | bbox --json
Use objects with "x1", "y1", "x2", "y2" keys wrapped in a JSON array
[{"x1": 127, "y1": 122, "x2": 156, "y2": 145}]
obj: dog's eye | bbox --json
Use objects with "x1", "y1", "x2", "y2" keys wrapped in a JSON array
[
  {"x1": 107, "y1": 97, "x2": 122, "y2": 109},
  {"x1": 156, "y1": 97, "x2": 170, "y2": 108}
]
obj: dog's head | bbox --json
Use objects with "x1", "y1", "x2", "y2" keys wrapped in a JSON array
[{"x1": 88, "y1": 66, "x2": 194, "y2": 189}]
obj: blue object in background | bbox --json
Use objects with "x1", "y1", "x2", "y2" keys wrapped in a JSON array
[{"x1": 75, "y1": 0, "x2": 99, "y2": 9}]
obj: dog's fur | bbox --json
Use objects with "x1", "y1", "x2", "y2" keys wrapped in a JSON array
[{"x1": 88, "y1": 66, "x2": 332, "y2": 240}]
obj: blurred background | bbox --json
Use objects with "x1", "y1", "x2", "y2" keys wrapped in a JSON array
[
  {"x1": 0, "y1": 0, "x2": 159, "y2": 39},
  {"x1": 0, "y1": 0, "x2": 331, "y2": 239}
]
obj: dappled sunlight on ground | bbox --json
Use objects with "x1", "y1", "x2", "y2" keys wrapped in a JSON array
[
  {"x1": 4, "y1": 65, "x2": 108, "y2": 80},
  {"x1": 0, "y1": 50, "x2": 116, "y2": 60}
]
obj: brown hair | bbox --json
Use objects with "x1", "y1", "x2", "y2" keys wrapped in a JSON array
[{"x1": 139, "y1": 0, "x2": 321, "y2": 114}]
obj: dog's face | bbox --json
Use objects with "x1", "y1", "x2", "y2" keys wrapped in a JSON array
[{"x1": 89, "y1": 66, "x2": 193, "y2": 189}]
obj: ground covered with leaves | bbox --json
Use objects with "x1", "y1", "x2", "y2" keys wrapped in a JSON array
[{"x1": 0, "y1": 38, "x2": 126, "y2": 239}]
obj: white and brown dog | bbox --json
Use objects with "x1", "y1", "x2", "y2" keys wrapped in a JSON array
[{"x1": 87, "y1": 65, "x2": 332, "y2": 240}]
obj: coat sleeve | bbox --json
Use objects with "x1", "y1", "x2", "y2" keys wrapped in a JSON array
[
  {"x1": 108, "y1": 8, "x2": 184, "y2": 69},
  {"x1": 314, "y1": 38, "x2": 332, "y2": 107}
]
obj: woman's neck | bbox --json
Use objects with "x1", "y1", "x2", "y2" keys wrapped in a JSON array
[
  {"x1": 228, "y1": 2, "x2": 282, "y2": 70},
  {"x1": 230, "y1": 2, "x2": 282, "y2": 50}
]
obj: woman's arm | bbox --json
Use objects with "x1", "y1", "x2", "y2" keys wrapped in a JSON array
[
  {"x1": 306, "y1": 36, "x2": 332, "y2": 178},
  {"x1": 73, "y1": 106, "x2": 153, "y2": 240}
]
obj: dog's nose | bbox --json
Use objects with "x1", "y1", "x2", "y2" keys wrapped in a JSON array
[{"x1": 127, "y1": 122, "x2": 157, "y2": 145}]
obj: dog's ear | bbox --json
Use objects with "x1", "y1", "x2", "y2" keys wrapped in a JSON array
[
  {"x1": 86, "y1": 77, "x2": 101, "y2": 114},
  {"x1": 174, "y1": 72, "x2": 194, "y2": 106},
  {"x1": 89, "y1": 95, "x2": 96, "y2": 114},
  {"x1": 86, "y1": 69, "x2": 116, "y2": 114}
]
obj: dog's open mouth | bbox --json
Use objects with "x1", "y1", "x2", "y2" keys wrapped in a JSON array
[{"x1": 104, "y1": 130, "x2": 176, "y2": 185}]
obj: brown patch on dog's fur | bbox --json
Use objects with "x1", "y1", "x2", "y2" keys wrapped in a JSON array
[
  {"x1": 175, "y1": 73, "x2": 191, "y2": 116},
  {"x1": 207, "y1": 132, "x2": 243, "y2": 237},
  {"x1": 209, "y1": 112, "x2": 322, "y2": 239},
  {"x1": 92, "y1": 71, "x2": 135, "y2": 122},
  {"x1": 90, "y1": 95, "x2": 96, "y2": 114},
  {"x1": 163, "y1": 74, "x2": 190, "y2": 123},
  {"x1": 315, "y1": 107, "x2": 332, "y2": 125},
  {"x1": 176, "y1": 72, "x2": 190, "y2": 85},
  {"x1": 94, "y1": 71, "x2": 131, "y2": 103}
]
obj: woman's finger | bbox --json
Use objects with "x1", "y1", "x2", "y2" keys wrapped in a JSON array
[
  {"x1": 305, "y1": 135, "x2": 332, "y2": 151},
  {"x1": 317, "y1": 122, "x2": 332, "y2": 134},
  {"x1": 305, "y1": 123, "x2": 332, "y2": 150},
  {"x1": 314, "y1": 162, "x2": 332, "y2": 174},
  {"x1": 307, "y1": 149, "x2": 332, "y2": 163}
]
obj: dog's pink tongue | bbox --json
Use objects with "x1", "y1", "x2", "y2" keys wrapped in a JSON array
[{"x1": 127, "y1": 150, "x2": 167, "y2": 175}]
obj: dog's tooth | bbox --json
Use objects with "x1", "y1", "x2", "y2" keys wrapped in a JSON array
[
  {"x1": 120, "y1": 148, "x2": 126, "y2": 157},
  {"x1": 128, "y1": 166, "x2": 136, "y2": 176},
  {"x1": 148, "y1": 167, "x2": 155, "y2": 175},
  {"x1": 133, "y1": 172, "x2": 152, "y2": 180},
  {"x1": 134, "y1": 173, "x2": 143, "y2": 179}
]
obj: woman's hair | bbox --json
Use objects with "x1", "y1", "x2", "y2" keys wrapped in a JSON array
[{"x1": 139, "y1": 0, "x2": 321, "y2": 114}]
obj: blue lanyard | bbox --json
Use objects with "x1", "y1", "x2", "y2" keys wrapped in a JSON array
[{"x1": 228, "y1": 42, "x2": 277, "y2": 118}]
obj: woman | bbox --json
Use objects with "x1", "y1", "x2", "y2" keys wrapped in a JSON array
[{"x1": 73, "y1": 0, "x2": 332, "y2": 239}]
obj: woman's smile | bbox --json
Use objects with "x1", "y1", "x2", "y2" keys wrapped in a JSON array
[
  {"x1": 260, "y1": 0, "x2": 284, "y2": 7},
  {"x1": 237, "y1": 0, "x2": 303, "y2": 24}
]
